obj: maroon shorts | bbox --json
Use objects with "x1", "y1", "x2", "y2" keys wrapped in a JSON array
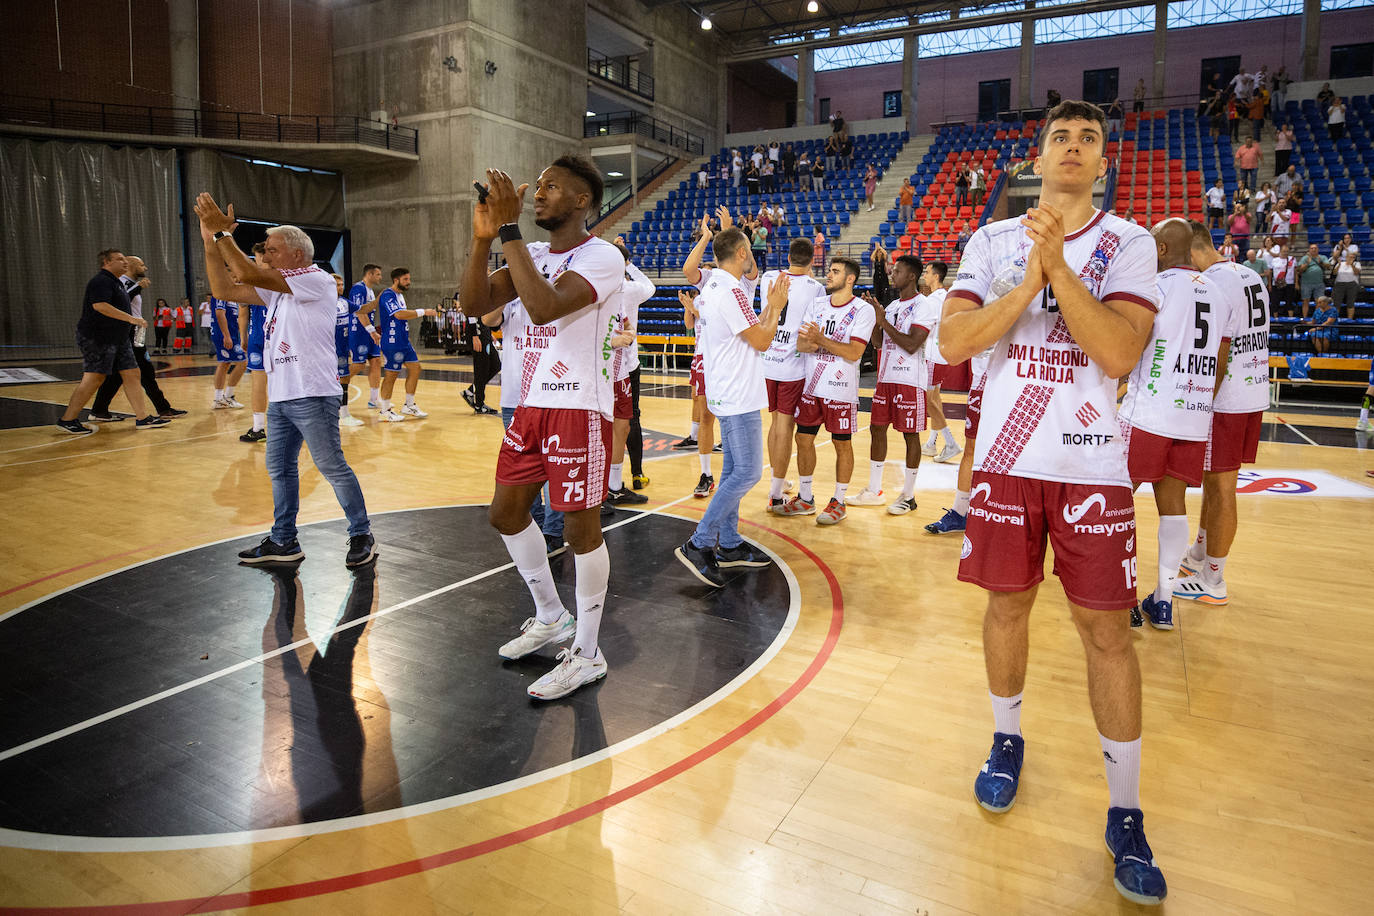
[
  {"x1": 1205, "y1": 410, "x2": 1263, "y2": 473},
  {"x1": 1124, "y1": 425, "x2": 1206, "y2": 487},
  {"x1": 496, "y1": 405, "x2": 611, "y2": 512},
  {"x1": 690, "y1": 352, "x2": 705, "y2": 398},
  {"x1": 930, "y1": 360, "x2": 952, "y2": 388},
  {"x1": 957, "y1": 471, "x2": 1139, "y2": 610},
  {"x1": 871, "y1": 382, "x2": 927, "y2": 434},
  {"x1": 795, "y1": 394, "x2": 857, "y2": 436},
  {"x1": 766, "y1": 377, "x2": 804, "y2": 415},
  {"x1": 613, "y1": 376, "x2": 633, "y2": 420},
  {"x1": 965, "y1": 374, "x2": 985, "y2": 440}
]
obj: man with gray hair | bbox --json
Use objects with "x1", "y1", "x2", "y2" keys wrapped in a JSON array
[{"x1": 194, "y1": 193, "x2": 375, "y2": 567}]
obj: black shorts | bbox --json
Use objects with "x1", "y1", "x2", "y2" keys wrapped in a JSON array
[{"x1": 77, "y1": 333, "x2": 137, "y2": 375}]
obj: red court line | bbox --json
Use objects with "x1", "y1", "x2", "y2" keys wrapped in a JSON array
[
  {"x1": 13, "y1": 521, "x2": 843, "y2": 915},
  {"x1": 0, "y1": 543, "x2": 175, "y2": 600}
]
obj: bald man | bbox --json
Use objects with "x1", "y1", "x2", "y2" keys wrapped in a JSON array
[{"x1": 89, "y1": 255, "x2": 186, "y2": 421}]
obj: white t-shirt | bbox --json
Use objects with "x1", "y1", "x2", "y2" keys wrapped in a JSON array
[
  {"x1": 1204, "y1": 260, "x2": 1271, "y2": 414},
  {"x1": 518, "y1": 236, "x2": 626, "y2": 419},
  {"x1": 1120, "y1": 268, "x2": 1226, "y2": 441},
  {"x1": 949, "y1": 210, "x2": 1159, "y2": 486},
  {"x1": 760, "y1": 269, "x2": 826, "y2": 382},
  {"x1": 1335, "y1": 260, "x2": 1360, "y2": 283},
  {"x1": 924, "y1": 285, "x2": 949, "y2": 366},
  {"x1": 254, "y1": 266, "x2": 344, "y2": 402},
  {"x1": 801, "y1": 294, "x2": 877, "y2": 405},
  {"x1": 199, "y1": 301, "x2": 212, "y2": 327},
  {"x1": 500, "y1": 300, "x2": 530, "y2": 410},
  {"x1": 611, "y1": 262, "x2": 656, "y2": 382},
  {"x1": 1206, "y1": 187, "x2": 1226, "y2": 209},
  {"x1": 878, "y1": 295, "x2": 937, "y2": 388},
  {"x1": 696, "y1": 270, "x2": 767, "y2": 417}
]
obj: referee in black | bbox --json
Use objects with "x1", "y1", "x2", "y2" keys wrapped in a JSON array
[{"x1": 461, "y1": 297, "x2": 500, "y2": 415}]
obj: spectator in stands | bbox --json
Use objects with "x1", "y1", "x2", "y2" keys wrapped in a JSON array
[
  {"x1": 1226, "y1": 205, "x2": 1251, "y2": 252},
  {"x1": 831, "y1": 110, "x2": 845, "y2": 136},
  {"x1": 825, "y1": 133, "x2": 840, "y2": 160},
  {"x1": 1219, "y1": 232, "x2": 1240, "y2": 262},
  {"x1": 719, "y1": 161, "x2": 729, "y2": 184},
  {"x1": 768, "y1": 140, "x2": 781, "y2": 170},
  {"x1": 1106, "y1": 98, "x2": 1123, "y2": 135},
  {"x1": 1227, "y1": 94, "x2": 1241, "y2": 142},
  {"x1": 840, "y1": 134, "x2": 855, "y2": 170},
  {"x1": 697, "y1": 165, "x2": 708, "y2": 189},
  {"x1": 1274, "y1": 163, "x2": 1299, "y2": 197},
  {"x1": 762, "y1": 158, "x2": 776, "y2": 193},
  {"x1": 1333, "y1": 232, "x2": 1359, "y2": 261},
  {"x1": 1247, "y1": 93, "x2": 1266, "y2": 141},
  {"x1": 1234, "y1": 137, "x2": 1261, "y2": 191},
  {"x1": 1282, "y1": 181, "x2": 1304, "y2": 219},
  {"x1": 750, "y1": 144, "x2": 765, "y2": 171},
  {"x1": 1253, "y1": 180, "x2": 1274, "y2": 225},
  {"x1": 1270, "y1": 204, "x2": 1293, "y2": 245},
  {"x1": 1204, "y1": 178, "x2": 1227, "y2": 230},
  {"x1": 1307, "y1": 295, "x2": 1339, "y2": 354},
  {"x1": 1235, "y1": 179, "x2": 1253, "y2": 213},
  {"x1": 1045, "y1": 88, "x2": 1061, "y2": 109},
  {"x1": 746, "y1": 161, "x2": 761, "y2": 196},
  {"x1": 812, "y1": 154, "x2": 826, "y2": 192},
  {"x1": 751, "y1": 220, "x2": 769, "y2": 270},
  {"x1": 772, "y1": 202, "x2": 786, "y2": 228},
  {"x1": 898, "y1": 177, "x2": 914, "y2": 225},
  {"x1": 782, "y1": 143, "x2": 797, "y2": 188},
  {"x1": 954, "y1": 165, "x2": 971, "y2": 210},
  {"x1": 1316, "y1": 82, "x2": 1335, "y2": 112},
  {"x1": 1271, "y1": 67, "x2": 1291, "y2": 116},
  {"x1": 797, "y1": 150, "x2": 812, "y2": 191},
  {"x1": 956, "y1": 223, "x2": 972, "y2": 253},
  {"x1": 863, "y1": 163, "x2": 879, "y2": 211},
  {"x1": 1228, "y1": 67, "x2": 1255, "y2": 102},
  {"x1": 1122, "y1": 207, "x2": 1138, "y2": 225},
  {"x1": 1244, "y1": 248, "x2": 1271, "y2": 287},
  {"x1": 870, "y1": 242, "x2": 889, "y2": 303},
  {"x1": 812, "y1": 227, "x2": 826, "y2": 276},
  {"x1": 971, "y1": 163, "x2": 986, "y2": 208},
  {"x1": 1133, "y1": 78, "x2": 1146, "y2": 113},
  {"x1": 732, "y1": 149, "x2": 744, "y2": 188},
  {"x1": 1332, "y1": 248, "x2": 1363, "y2": 320},
  {"x1": 1273, "y1": 122, "x2": 1295, "y2": 176},
  {"x1": 1298, "y1": 243, "x2": 1332, "y2": 320},
  {"x1": 1327, "y1": 97, "x2": 1346, "y2": 141},
  {"x1": 1205, "y1": 90, "x2": 1227, "y2": 138},
  {"x1": 1271, "y1": 242, "x2": 1298, "y2": 316}
]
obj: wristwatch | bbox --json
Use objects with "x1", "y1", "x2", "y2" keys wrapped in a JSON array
[{"x1": 213, "y1": 230, "x2": 232, "y2": 242}]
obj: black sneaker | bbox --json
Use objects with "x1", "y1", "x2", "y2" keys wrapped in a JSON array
[
  {"x1": 87, "y1": 412, "x2": 124, "y2": 423},
  {"x1": 158, "y1": 407, "x2": 189, "y2": 418},
  {"x1": 135, "y1": 415, "x2": 171, "y2": 429},
  {"x1": 56, "y1": 418, "x2": 95, "y2": 435},
  {"x1": 631, "y1": 473, "x2": 650, "y2": 490},
  {"x1": 240, "y1": 428, "x2": 266, "y2": 442},
  {"x1": 693, "y1": 473, "x2": 715, "y2": 498},
  {"x1": 712, "y1": 443, "x2": 723, "y2": 453},
  {"x1": 345, "y1": 533, "x2": 377, "y2": 567},
  {"x1": 674, "y1": 540, "x2": 726, "y2": 587},
  {"x1": 545, "y1": 534, "x2": 567, "y2": 557},
  {"x1": 474, "y1": 405, "x2": 497, "y2": 415},
  {"x1": 461, "y1": 386, "x2": 476, "y2": 407},
  {"x1": 715, "y1": 543, "x2": 772, "y2": 569},
  {"x1": 600, "y1": 500, "x2": 618, "y2": 518},
  {"x1": 238, "y1": 536, "x2": 305, "y2": 564},
  {"x1": 672, "y1": 435, "x2": 698, "y2": 450},
  {"x1": 608, "y1": 486, "x2": 649, "y2": 505}
]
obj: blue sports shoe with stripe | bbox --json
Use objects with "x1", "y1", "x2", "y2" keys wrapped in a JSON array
[
  {"x1": 924, "y1": 507, "x2": 967, "y2": 535},
  {"x1": 1105, "y1": 807, "x2": 1168, "y2": 905},
  {"x1": 974, "y1": 732, "x2": 1023, "y2": 813}
]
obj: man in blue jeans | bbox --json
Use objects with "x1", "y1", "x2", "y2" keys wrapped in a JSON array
[
  {"x1": 194, "y1": 192, "x2": 375, "y2": 567},
  {"x1": 675, "y1": 227, "x2": 789, "y2": 587}
]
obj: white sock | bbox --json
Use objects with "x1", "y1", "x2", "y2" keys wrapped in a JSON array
[
  {"x1": 1155, "y1": 515, "x2": 1190, "y2": 603},
  {"x1": 769, "y1": 476, "x2": 785, "y2": 499},
  {"x1": 690, "y1": 420, "x2": 700, "y2": 437},
  {"x1": 699, "y1": 453, "x2": 711, "y2": 475},
  {"x1": 379, "y1": 400, "x2": 390, "y2": 411},
  {"x1": 940, "y1": 426, "x2": 957, "y2": 446},
  {"x1": 1099, "y1": 734, "x2": 1142, "y2": 809},
  {"x1": 902, "y1": 466, "x2": 918, "y2": 499},
  {"x1": 1361, "y1": 405, "x2": 1371, "y2": 423},
  {"x1": 868, "y1": 460, "x2": 884, "y2": 493},
  {"x1": 405, "y1": 393, "x2": 416, "y2": 407},
  {"x1": 214, "y1": 388, "x2": 225, "y2": 401},
  {"x1": 370, "y1": 387, "x2": 380, "y2": 403},
  {"x1": 954, "y1": 489, "x2": 970, "y2": 515},
  {"x1": 990, "y1": 690, "x2": 1023, "y2": 736},
  {"x1": 925, "y1": 431, "x2": 939, "y2": 448},
  {"x1": 1188, "y1": 528, "x2": 1207, "y2": 562},
  {"x1": 1203, "y1": 553, "x2": 1228, "y2": 584},
  {"x1": 339, "y1": 403, "x2": 351, "y2": 418},
  {"x1": 608, "y1": 463, "x2": 623, "y2": 491},
  {"x1": 834, "y1": 482, "x2": 849, "y2": 503},
  {"x1": 226, "y1": 386, "x2": 236, "y2": 398},
  {"x1": 252, "y1": 412, "x2": 265, "y2": 432},
  {"x1": 799, "y1": 475, "x2": 814, "y2": 502},
  {"x1": 572, "y1": 542, "x2": 610, "y2": 658},
  {"x1": 500, "y1": 521, "x2": 566, "y2": 624}
]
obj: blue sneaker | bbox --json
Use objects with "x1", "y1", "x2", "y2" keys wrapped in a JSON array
[
  {"x1": 1141, "y1": 594, "x2": 1173, "y2": 630},
  {"x1": 1105, "y1": 807, "x2": 1168, "y2": 905},
  {"x1": 974, "y1": 732, "x2": 1023, "y2": 813},
  {"x1": 924, "y1": 507, "x2": 967, "y2": 535}
]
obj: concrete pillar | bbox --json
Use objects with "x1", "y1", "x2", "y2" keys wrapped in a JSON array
[
  {"x1": 630, "y1": 151, "x2": 639, "y2": 212},
  {"x1": 796, "y1": 48, "x2": 814, "y2": 127},
  {"x1": 902, "y1": 34, "x2": 918, "y2": 133},
  {"x1": 1151, "y1": 0, "x2": 1167, "y2": 105},
  {"x1": 168, "y1": 0, "x2": 199, "y2": 110},
  {"x1": 1018, "y1": 9, "x2": 1034, "y2": 111},
  {"x1": 718, "y1": 64, "x2": 728, "y2": 139},
  {"x1": 1300, "y1": 0, "x2": 1321, "y2": 81}
]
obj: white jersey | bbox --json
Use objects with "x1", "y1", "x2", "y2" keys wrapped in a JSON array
[
  {"x1": 1121, "y1": 268, "x2": 1226, "y2": 441},
  {"x1": 696, "y1": 270, "x2": 768, "y2": 417},
  {"x1": 254, "y1": 266, "x2": 345, "y2": 402},
  {"x1": 760, "y1": 269, "x2": 826, "y2": 381},
  {"x1": 693, "y1": 265, "x2": 758, "y2": 359},
  {"x1": 1204, "y1": 260, "x2": 1271, "y2": 414},
  {"x1": 499, "y1": 300, "x2": 530, "y2": 410},
  {"x1": 878, "y1": 295, "x2": 938, "y2": 388},
  {"x1": 518, "y1": 236, "x2": 626, "y2": 419},
  {"x1": 611, "y1": 262, "x2": 655, "y2": 382},
  {"x1": 949, "y1": 210, "x2": 1160, "y2": 486},
  {"x1": 924, "y1": 285, "x2": 949, "y2": 366},
  {"x1": 802, "y1": 294, "x2": 877, "y2": 405}
]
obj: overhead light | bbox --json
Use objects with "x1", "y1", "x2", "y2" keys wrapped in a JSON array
[
  {"x1": 807, "y1": 1, "x2": 819, "y2": 12},
  {"x1": 608, "y1": 171, "x2": 624, "y2": 177},
  {"x1": 586, "y1": 110, "x2": 596, "y2": 116},
  {"x1": 701, "y1": 16, "x2": 712, "y2": 29}
]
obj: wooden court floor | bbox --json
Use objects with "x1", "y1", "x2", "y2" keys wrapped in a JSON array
[{"x1": 0, "y1": 355, "x2": 1372, "y2": 914}]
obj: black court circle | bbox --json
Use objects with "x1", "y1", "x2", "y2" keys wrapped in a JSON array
[{"x1": 0, "y1": 506, "x2": 795, "y2": 850}]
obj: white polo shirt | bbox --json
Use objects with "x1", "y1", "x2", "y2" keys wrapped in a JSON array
[
  {"x1": 254, "y1": 266, "x2": 343, "y2": 402},
  {"x1": 696, "y1": 270, "x2": 767, "y2": 417}
]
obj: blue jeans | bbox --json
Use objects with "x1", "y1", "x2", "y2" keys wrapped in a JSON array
[
  {"x1": 690, "y1": 410, "x2": 762, "y2": 551},
  {"x1": 267, "y1": 396, "x2": 370, "y2": 544},
  {"x1": 501, "y1": 406, "x2": 564, "y2": 537}
]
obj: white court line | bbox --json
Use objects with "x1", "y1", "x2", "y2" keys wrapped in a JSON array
[{"x1": 1276, "y1": 416, "x2": 1321, "y2": 447}]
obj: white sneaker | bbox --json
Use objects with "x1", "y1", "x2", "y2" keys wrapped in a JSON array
[
  {"x1": 1178, "y1": 554, "x2": 1203, "y2": 577},
  {"x1": 212, "y1": 397, "x2": 230, "y2": 409},
  {"x1": 401, "y1": 403, "x2": 429, "y2": 418},
  {"x1": 224, "y1": 397, "x2": 245, "y2": 409},
  {"x1": 1173, "y1": 576, "x2": 1228, "y2": 606},
  {"x1": 921, "y1": 439, "x2": 938, "y2": 457},
  {"x1": 378, "y1": 408, "x2": 406, "y2": 422},
  {"x1": 935, "y1": 441, "x2": 963, "y2": 463},
  {"x1": 339, "y1": 415, "x2": 365, "y2": 427},
  {"x1": 888, "y1": 496, "x2": 918, "y2": 515},
  {"x1": 1358, "y1": 418, "x2": 1373, "y2": 432},
  {"x1": 845, "y1": 487, "x2": 886, "y2": 506},
  {"x1": 783, "y1": 479, "x2": 795, "y2": 494},
  {"x1": 527, "y1": 646, "x2": 608, "y2": 700},
  {"x1": 499, "y1": 611, "x2": 576, "y2": 660}
]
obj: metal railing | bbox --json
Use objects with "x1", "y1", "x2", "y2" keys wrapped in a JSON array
[
  {"x1": 591, "y1": 154, "x2": 679, "y2": 228},
  {"x1": 587, "y1": 48, "x2": 655, "y2": 101},
  {"x1": 0, "y1": 94, "x2": 419, "y2": 155},
  {"x1": 584, "y1": 111, "x2": 704, "y2": 156}
]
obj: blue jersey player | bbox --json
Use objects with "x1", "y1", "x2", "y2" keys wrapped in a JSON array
[
  {"x1": 239, "y1": 240, "x2": 271, "y2": 443},
  {"x1": 209, "y1": 296, "x2": 247, "y2": 409},
  {"x1": 333, "y1": 274, "x2": 364, "y2": 427},
  {"x1": 376, "y1": 267, "x2": 436, "y2": 421},
  {"x1": 347, "y1": 263, "x2": 384, "y2": 408}
]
